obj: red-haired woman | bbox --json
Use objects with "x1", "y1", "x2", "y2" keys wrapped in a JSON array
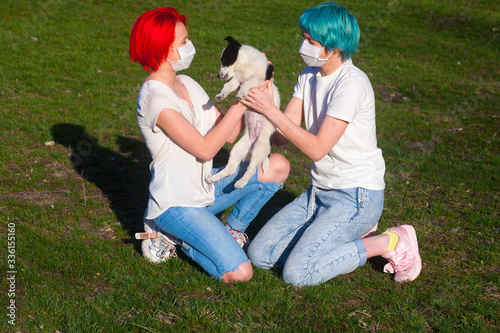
[{"x1": 129, "y1": 8, "x2": 289, "y2": 283}]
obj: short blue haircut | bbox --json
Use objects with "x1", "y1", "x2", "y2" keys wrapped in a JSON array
[{"x1": 299, "y1": 2, "x2": 360, "y2": 60}]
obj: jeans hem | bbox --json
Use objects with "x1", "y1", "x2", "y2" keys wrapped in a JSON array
[{"x1": 353, "y1": 239, "x2": 367, "y2": 267}]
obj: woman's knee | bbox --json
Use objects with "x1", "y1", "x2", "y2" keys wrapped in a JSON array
[
  {"x1": 282, "y1": 266, "x2": 301, "y2": 286},
  {"x1": 282, "y1": 263, "x2": 310, "y2": 286},
  {"x1": 246, "y1": 241, "x2": 263, "y2": 267},
  {"x1": 259, "y1": 153, "x2": 290, "y2": 183},
  {"x1": 221, "y1": 262, "x2": 253, "y2": 283}
]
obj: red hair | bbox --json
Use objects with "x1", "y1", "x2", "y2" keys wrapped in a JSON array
[{"x1": 129, "y1": 8, "x2": 186, "y2": 72}]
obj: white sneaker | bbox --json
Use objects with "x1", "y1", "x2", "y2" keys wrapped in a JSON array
[
  {"x1": 235, "y1": 232, "x2": 249, "y2": 248},
  {"x1": 226, "y1": 224, "x2": 249, "y2": 248},
  {"x1": 141, "y1": 219, "x2": 180, "y2": 264}
]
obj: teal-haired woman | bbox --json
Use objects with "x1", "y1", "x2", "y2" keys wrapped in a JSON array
[{"x1": 243, "y1": 2, "x2": 422, "y2": 286}]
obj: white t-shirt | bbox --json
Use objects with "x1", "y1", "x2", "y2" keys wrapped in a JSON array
[
  {"x1": 137, "y1": 75, "x2": 217, "y2": 219},
  {"x1": 293, "y1": 59, "x2": 385, "y2": 190}
]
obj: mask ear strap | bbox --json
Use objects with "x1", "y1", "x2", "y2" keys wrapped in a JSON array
[
  {"x1": 323, "y1": 47, "x2": 337, "y2": 60},
  {"x1": 166, "y1": 48, "x2": 180, "y2": 64}
]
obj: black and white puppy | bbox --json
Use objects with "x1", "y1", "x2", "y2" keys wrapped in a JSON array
[{"x1": 206, "y1": 36, "x2": 280, "y2": 189}]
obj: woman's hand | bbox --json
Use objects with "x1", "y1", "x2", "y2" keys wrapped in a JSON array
[{"x1": 241, "y1": 80, "x2": 276, "y2": 116}]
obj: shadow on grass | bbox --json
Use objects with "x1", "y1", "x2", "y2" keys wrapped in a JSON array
[
  {"x1": 51, "y1": 123, "x2": 296, "y2": 262},
  {"x1": 51, "y1": 123, "x2": 150, "y2": 250}
]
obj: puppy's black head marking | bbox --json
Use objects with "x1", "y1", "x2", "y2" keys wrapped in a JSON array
[{"x1": 221, "y1": 36, "x2": 242, "y2": 67}]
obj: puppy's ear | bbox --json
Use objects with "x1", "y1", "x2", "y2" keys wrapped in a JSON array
[
  {"x1": 221, "y1": 36, "x2": 242, "y2": 66},
  {"x1": 266, "y1": 64, "x2": 274, "y2": 81},
  {"x1": 224, "y1": 36, "x2": 242, "y2": 48}
]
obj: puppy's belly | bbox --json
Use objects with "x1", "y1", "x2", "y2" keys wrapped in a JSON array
[{"x1": 246, "y1": 111, "x2": 264, "y2": 143}]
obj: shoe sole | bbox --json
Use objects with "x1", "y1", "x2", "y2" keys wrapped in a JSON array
[
  {"x1": 361, "y1": 223, "x2": 378, "y2": 239},
  {"x1": 396, "y1": 225, "x2": 422, "y2": 282},
  {"x1": 144, "y1": 219, "x2": 180, "y2": 245}
]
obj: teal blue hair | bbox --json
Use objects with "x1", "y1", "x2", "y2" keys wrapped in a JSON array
[{"x1": 298, "y1": 2, "x2": 360, "y2": 60}]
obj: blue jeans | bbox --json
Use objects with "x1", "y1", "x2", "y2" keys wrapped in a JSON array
[
  {"x1": 149, "y1": 165, "x2": 282, "y2": 280},
  {"x1": 247, "y1": 186, "x2": 384, "y2": 286}
]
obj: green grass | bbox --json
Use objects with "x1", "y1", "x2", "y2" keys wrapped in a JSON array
[{"x1": 1, "y1": 0, "x2": 499, "y2": 332}]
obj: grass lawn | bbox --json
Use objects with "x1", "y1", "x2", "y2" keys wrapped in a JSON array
[{"x1": 0, "y1": 0, "x2": 498, "y2": 332}]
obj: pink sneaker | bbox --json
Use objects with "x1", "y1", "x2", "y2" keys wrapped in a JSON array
[{"x1": 382, "y1": 225, "x2": 422, "y2": 282}]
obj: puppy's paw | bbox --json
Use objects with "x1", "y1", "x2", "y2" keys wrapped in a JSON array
[
  {"x1": 215, "y1": 93, "x2": 226, "y2": 102},
  {"x1": 235, "y1": 92, "x2": 247, "y2": 101},
  {"x1": 205, "y1": 176, "x2": 215, "y2": 184},
  {"x1": 234, "y1": 178, "x2": 248, "y2": 189}
]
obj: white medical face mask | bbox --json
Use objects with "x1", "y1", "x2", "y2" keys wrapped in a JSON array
[
  {"x1": 168, "y1": 40, "x2": 196, "y2": 72},
  {"x1": 299, "y1": 39, "x2": 332, "y2": 67}
]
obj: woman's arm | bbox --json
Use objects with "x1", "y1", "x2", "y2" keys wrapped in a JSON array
[
  {"x1": 243, "y1": 82, "x2": 348, "y2": 162},
  {"x1": 272, "y1": 96, "x2": 303, "y2": 146},
  {"x1": 215, "y1": 101, "x2": 245, "y2": 144},
  {"x1": 156, "y1": 101, "x2": 247, "y2": 162}
]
